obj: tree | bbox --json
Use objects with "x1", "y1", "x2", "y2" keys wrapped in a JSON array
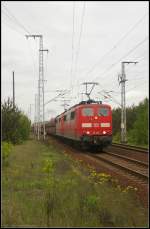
[
  {"x1": 112, "y1": 108, "x2": 121, "y2": 135},
  {"x1": 2, "y1": 98, "x2": 31, "y2": 144},
  {"x1": 128, "y1": 98, "x2": 148, "y2": 145},
  {"x1": 112, "y1": 98, "x2": 148, "y2": 146}
]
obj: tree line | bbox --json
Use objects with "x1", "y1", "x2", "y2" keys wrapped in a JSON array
[
  {"x1": 2, "y1": 97, "x2": 31, "y2": 144},
  {"x1": 2, "y1": 98, "x2": 31, "y2": 165},
  {"x1": 112, "y1": 97, "x2": 148, "y2": 146}
]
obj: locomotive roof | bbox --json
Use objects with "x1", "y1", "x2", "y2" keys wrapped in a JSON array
[{"x1": 55, "y1": 100, "x2": 111, "y2": 119}]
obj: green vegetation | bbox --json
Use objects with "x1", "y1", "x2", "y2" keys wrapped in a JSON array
[
  {"x1": 2, "y1": 97, "x2": 31, "y2": 144},
  {"x1": 112, "y1": 98, "x2": 148, "y2": 147},
  {"x1": 2, "y1": 141, "x2": 13, "y2": 166},
  {"x1": 2, "y1": 138, "x2": 148, "y2": 227}
]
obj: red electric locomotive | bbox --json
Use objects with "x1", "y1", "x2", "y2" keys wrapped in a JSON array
[{"x1": 46, "y1": 100, "x2": 112, "y2": 150}]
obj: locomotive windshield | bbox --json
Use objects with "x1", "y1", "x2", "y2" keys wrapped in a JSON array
[
  {"x1": 98, "y1": 107, "x2": 109, "y2": 116},
  {"x1": 82, "y1": 108, "x2": 94, "y2": 116}
]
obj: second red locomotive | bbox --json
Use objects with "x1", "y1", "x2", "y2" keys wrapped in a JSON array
[{"x1": 45, "y1": 100, "x2": 112, "y2": 150}]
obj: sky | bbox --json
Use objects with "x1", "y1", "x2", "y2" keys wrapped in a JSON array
[{"x1": 2, "y1": 1, "x2": 149, "y2": 122}]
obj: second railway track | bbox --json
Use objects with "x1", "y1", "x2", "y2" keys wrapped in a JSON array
[
  {"x1": 103, "y1": 150, "x2": 148, "y2": 167},
  {"x1": 111, "y1": 143, "x2": 148, "y2": 153},
  {"x1": 88, "y1": 151, "x2": 148, "y2": 182}
]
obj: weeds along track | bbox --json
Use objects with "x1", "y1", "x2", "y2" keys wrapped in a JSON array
[
  {"x1": 85, "y1": 151, "x2": 148, "y2": 207},
  {"x1": 46, "y1": 136, "x2": 148, "y2": 206},
  {"x1": 112, "y1": 143, "x2": 148, "y2": 153},
  {"x1": 88, "y1": 151, "x2": 148, "y2": 183}
]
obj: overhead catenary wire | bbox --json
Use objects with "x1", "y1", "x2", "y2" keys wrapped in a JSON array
[
  {"x1": 2, "y1": 7, "x2": 23, "y2": 29},
  {"x1": 126, "y1": 82, "x2": 148, "y2": 95},
  {"x1": 93, "y1": 36, "x2": 149, "y2": 82},
  {"x1": 70, "y1": 1, "x2": 75, "y2": 89},
  {"x1": 73, "y1": 1, "x2": 86, "y2": 85},
  {"x1": 2, "y1": 3, "x2": 148, "y2": 112},
  {"x1": 44, "y1": 92, "x2": 66, "y2": 106},
  {"x1": 80, "y1": 12, "x2": 148, "y2": 80},
  {"x1": 98, "y1": 55, "x2": 148, "y2": 89},
  {"x1": 128, "y1": 75, "x2": 148, "y2": 81},
  {"x1": 2, "y1": 3, "x2": 31, "y2": 35},
  {"x1": 66, "y1": 36, "x2": 148, "y2": 100},
  {"x1": 44, "y1": 2, "x2": 79, "y2": 108},
  {"x1": 98, "y1": 91, "x2": 121, "y2": 107},
  {"x1": 2, "y1": 7, "x2": 27, "y2": 36},
  {"x1": 2, "y1": 15, "x2": 24, "y2": 35}
]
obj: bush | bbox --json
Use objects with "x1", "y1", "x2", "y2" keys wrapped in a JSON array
[
  {"x1": 112, "y1": 98, "x2": 148, "y2": 146},
  {"x1": 2, "y1": 98, "x2": 31, "y2": 144},
  {"x1": 113, "y1": 132, "x2": 120, "y2": 143},
  {"x1": 2, "y1": 141, "x2": 13, "y2": 166}
]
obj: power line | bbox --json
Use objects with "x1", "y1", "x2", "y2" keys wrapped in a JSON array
[
  {"x1": 126, "y1": 81, "x2": 148, "y2": 93},
  {"x1": 65, "y1": 36, "x2": 148, "y2": 102},
  {"x1": 98, "y1": 91, "x2": 121, "y2": 107},
  {"x1": 127, "y1": 71, "x2": 148, "y2": 76},
  {"x1": 2, "y1": 3, "x2": 31, "y2": 34},
  {"x1": 97, "y1": 55, "x2": 148, "y2": 89},
  {"x1": 93, "y1": 36, "x2": 148, "y2": 82},
  {"x1": 2, "y1": 9, "x2": 26, "y2": 35},
  {"x1": 2, "y1": 7, "x2": 22, "y2": 27},
  {"x1": 73, "y1": 1, "x2": 86, "y2": 83},
  {"x1": 70, "y1": 1, "x2": 75, "y2": 89},
  {"x1": 128, "y1": 78, "x2": 148, "y2": 84},
  {"x1": 2, "y1": 16, "x2": 24, "y2": 35},
  {"x1": 71, "y1": 47, "x2": 148, "y2": 96},
  {"x1": 44, "y1": 91, "x2": 66, "y2": 106},
  {"x1": 97, "y1": 57, "x2": 148, "y2": 89},
  {"x1": 125, "y1": 55, "x2": 148, "y2": 72},
  {"x1": 80, "y1": 12, "x2": 148, "y2": 80}
]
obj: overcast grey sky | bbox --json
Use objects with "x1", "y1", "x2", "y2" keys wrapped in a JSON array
[{"x1": 2, "y1": 1, "x2": 149, "y2": 122}]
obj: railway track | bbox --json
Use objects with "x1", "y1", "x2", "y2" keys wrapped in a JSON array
[
  {"x1": 46, "y1": 136, "x2": 149, "y2": 207},
  {"x1": 88, "y1": 151, "x2": 148, "y2": 182},
  {"x1": 112, "y1": 143, "x2": 148, "y2": 153}
]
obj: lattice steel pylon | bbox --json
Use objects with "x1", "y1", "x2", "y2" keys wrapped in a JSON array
[
  {"x1": 26, "y1": 35, "x2": 48, "y2": 140},
  {"x1": 118, "y1": 61, "x2": 138, "y2": 143},
  {"x1": 34, "y1": 94, "x2": 38, "y2": 136}
]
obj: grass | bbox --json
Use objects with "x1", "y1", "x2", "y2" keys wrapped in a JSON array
[{"x1": 2, "y1": 136, "x2": 148, "y2": 227}]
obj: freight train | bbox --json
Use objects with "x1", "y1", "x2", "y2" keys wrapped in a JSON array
[{"x1": 41, "y1": 100, "x2": 112, "y2": 151}]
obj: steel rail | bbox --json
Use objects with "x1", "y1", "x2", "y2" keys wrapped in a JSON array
[
  {"x1": 112, "y1": 143, "x2": 148, "y2": 153},
  {"x1": 104, "y1": 151, "x2": 148, "y2": 167},
  {"x1": 90, "y1": 154, "x2": 148, "y2": 181}
]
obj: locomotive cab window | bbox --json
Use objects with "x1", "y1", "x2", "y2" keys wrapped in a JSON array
[
  {"x1": 70, "y1": 111, "x2": 75, "y2": 120},
  {"x1": 64, "y1": 115, "x2": 67, "y2": 121},
  {"x1": 82, "y1": 108, "x2": 93, "y2": 116},
  {"x1": 98, "y1": 107, "x2": 109, "y2": 116}
]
